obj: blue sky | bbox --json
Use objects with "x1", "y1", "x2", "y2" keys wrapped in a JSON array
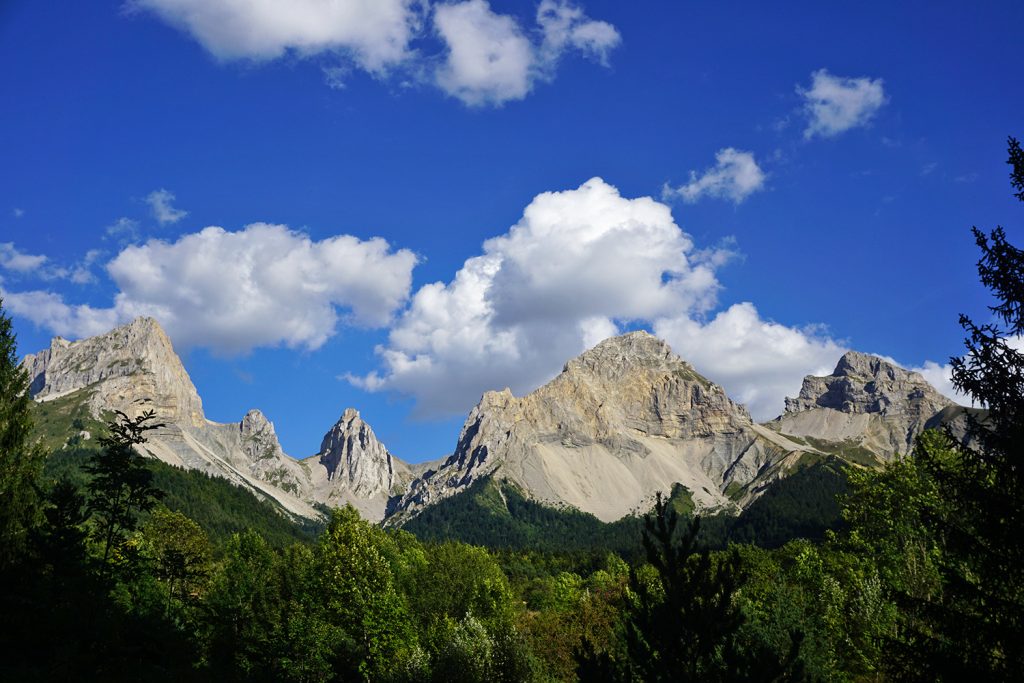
[{"x1": 1, "y1": 0, "x2": 1021, "y2": 462}]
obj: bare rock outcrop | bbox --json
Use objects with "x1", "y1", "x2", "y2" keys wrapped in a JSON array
[
  {"x1": 22, "y1": 318, "x2": 321, "y2": 518},
  {"x1": 24, "y1": 317, "x2": 204, "y2": 427},
  {"x1": 303, "y1": 408, "x2": 412, "y2": 522},
  {"x1": 22, "y1": 317, "x2": 423, "y2": 523},
  {"x1": 774, "y1": 351, "x2": 955, "y2": 460},
  {"x1": 24, "y1": 318, "x2": 965, "y2": 529},
  {"x1": 393, "y1": 332, "x2": 812, "y2": 523}
]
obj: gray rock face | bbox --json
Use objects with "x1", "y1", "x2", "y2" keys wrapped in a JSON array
[
  {"x1": 231, "y1": 409, "x2": 308, "y2": 496},
  {"x1": 25, "y1": 318, "x2": 964, "y2": 528},
  {"x1": 317, "y1": 409, "x2": 403, "y2": 492},
  {"x1": 393, "y1": 332, "x2": 812, "y2": 523},
  {"x1": 24, "y1": 317, "x2": 205, "y2": 427},
  {"x1": 23, "y1": 318, "x2": 320, "y2": 517},
  {"x1": 785, "y1": 351, "x2": 949, "y2": 417},
  {"x1": 22, "y1": 317, "x2": 433, "y2": 522},
  {"x1": 302, "y1": 408, "x2": 412, "y2": 521},
  {"x1": 775, "y1": 351, "x2": 954, "y2": 460}
]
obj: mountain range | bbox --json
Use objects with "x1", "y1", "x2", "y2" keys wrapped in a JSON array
[{"x1": 23, "y1": 317, "x2": 963, "y2": 525}]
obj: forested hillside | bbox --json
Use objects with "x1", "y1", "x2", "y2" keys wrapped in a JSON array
[
  {"x1": 400, "y1": 459, "x2": 848, "y2": 556},
  {"x1": 44, "y1": 448, "x2": 322, "y2": 548}
]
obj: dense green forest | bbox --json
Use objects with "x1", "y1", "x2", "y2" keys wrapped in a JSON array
[
  {"x1": 401, "y1": 458, "x2": 848, "y2": 557},
  {"x1": 44, "y1": 448, "x2": 322, "y2": 548},
  {"x1": 1, "y1": 138, "x2": 1022, "y2": 680}
]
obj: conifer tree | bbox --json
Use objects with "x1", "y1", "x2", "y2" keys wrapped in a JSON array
[
  {"x1": 0, "y1": 298, "x2": 44, "y2": 570},
  {"x1": 579, "y1": 493, "x2": 800, "y2": 682},
  {"x1": 911, "y1": 135, "x2": 1024, "y2": 679}
]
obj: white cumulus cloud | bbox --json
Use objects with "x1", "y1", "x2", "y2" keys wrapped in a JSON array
[
  {"x1": 4, "y1": 224, "x2": 417, "y2": 354},
  {"x1": 349, "y1": 162, "x2": 964, "y2": 421},
  {"x1": 145, "y1": 189, "x2": 188, "y2": 225},
  {"x1": 434, "y1": 0, "x2": 620, "y2": 106},
  {"x1": 353, "y1": 177, "x2": 728, "y2": 416},
  {"x1": 130, "y1": 0, "x2": 422, "y2": 73},
  {"x1": 655, "y1": 304, "x2": 973, "y2": 420},
  {"x1": 0, "y1": 289, "x2": 119, "y2": 339},
  {"x1": 434, "y1": 1, "x2": 534, "y2": 106},
  {"x1": 131, "y1": 0, "x2": 619, "y2": 106},
  {"x1": 664, "y1": 148, "x2": 766, "y2": 204},
  {"x1": 800, "y1": 68, "x2": 887, "y2": 139}
]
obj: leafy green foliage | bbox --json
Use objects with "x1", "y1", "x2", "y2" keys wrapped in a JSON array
[
  {"x1": 901, "y1": 135, "x2": 1024, "y2": 679},
  {"x1": 45, "y1": 447, "x2": 320, "y2": 548},
  {"x1": 579, "y1": 494, "x2": 801, "y2": 682},
  {"x1": 403, "y1": 465, "x2": 849, "y2": 556},
  {"x1": 203, "y1": 530, "x2": 299, "y2": 679},
  {"x1": 85, "y1": 410, "x2": 165, "y2": 567},
  {"x1": 149, "y1": 462, "x2": 322, "y2": 548},
  {"x1": 726, "y1": 458, "x2": 849, "y2": 548},
  {"x1": 315, "y1": 506, "x2": 418, "y2": 680},
  {"x1": 33, "y1": 476, "x2": 91, "y2": 582},
  {"x1": 141, "y1": 507, "x2": 212, "y2": 605},
  {"x1": 401, "y1": 477, "x2": 646, "y2": 555},
  {"x1": 4, "y1": 138, "x2": 1022, "y2": 679}
]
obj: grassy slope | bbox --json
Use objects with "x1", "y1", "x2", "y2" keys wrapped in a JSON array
[{"x1": 31, "y1": 388, "x2": 111, "y2": 453}]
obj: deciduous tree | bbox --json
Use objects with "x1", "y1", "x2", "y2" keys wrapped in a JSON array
[{"x1": 85, "y1": 409, "x2": 164, "y2": 570}]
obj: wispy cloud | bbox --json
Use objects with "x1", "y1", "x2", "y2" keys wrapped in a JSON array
[
  {"x1": 69, "y1": 249, "x2": 103, "y2": 285},
  {"x1": 105, "y1": 216, "x2": 141, "y2": 242},
  {"x1": 799, "y1": 69, "x2": 887, "y2": 139},
  {"x1": 145, "y1": 189, "x2": 188, "y2": 225},
  {"x1": 0, "y1": 243, "x2": 48, "y2": 274},
  {"x1": 663, "y1": 148, "x2": 766, "y2": 204},
  {"x1": 12, "y1": 208, "x2": 24, "y2": 218},
  {"x1": 0, "y1": 243, "x2": 100, "y2": 284}
]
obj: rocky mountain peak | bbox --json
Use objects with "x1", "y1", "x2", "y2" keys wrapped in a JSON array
[
  {"x1": 834, "y1": 351, "x2": 902, "y2": 381},
  {"x1": 241, "y1": 408, "x2": 275, "y2": 438},
  {"x1": 317, "y1": 409, "x2": 406, "y2": 496},
  {"x1": 458, "y1": 332, "x2": 746, "y2": 449},
  {"x1": 394, "y1": 331, "x2": 764, "y2": 521},
  {"x1": 785, "y1": 351, "x2": 951, "y2": 417},
  {"x1": 476, "y1": 387, "x2": 516, "y2": 411},
  {"x1": 23, "y1": 316, "x2": 204, "y2": 426},
  {"x1": 564, "y1": 330, "x2": 679, "y2": 379},
  {"x1": 775, "y1": 352, "x2": 960, "y2": 461},
  {"x1": 238, "y1": 408, "x2": 290, "y2": 466},
  {"x1": 240, "y1": 405, "x2": 280, "y2": 444},
  {"x1": 338, "y1": 407, "x2": 362, "y2": 424}
]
